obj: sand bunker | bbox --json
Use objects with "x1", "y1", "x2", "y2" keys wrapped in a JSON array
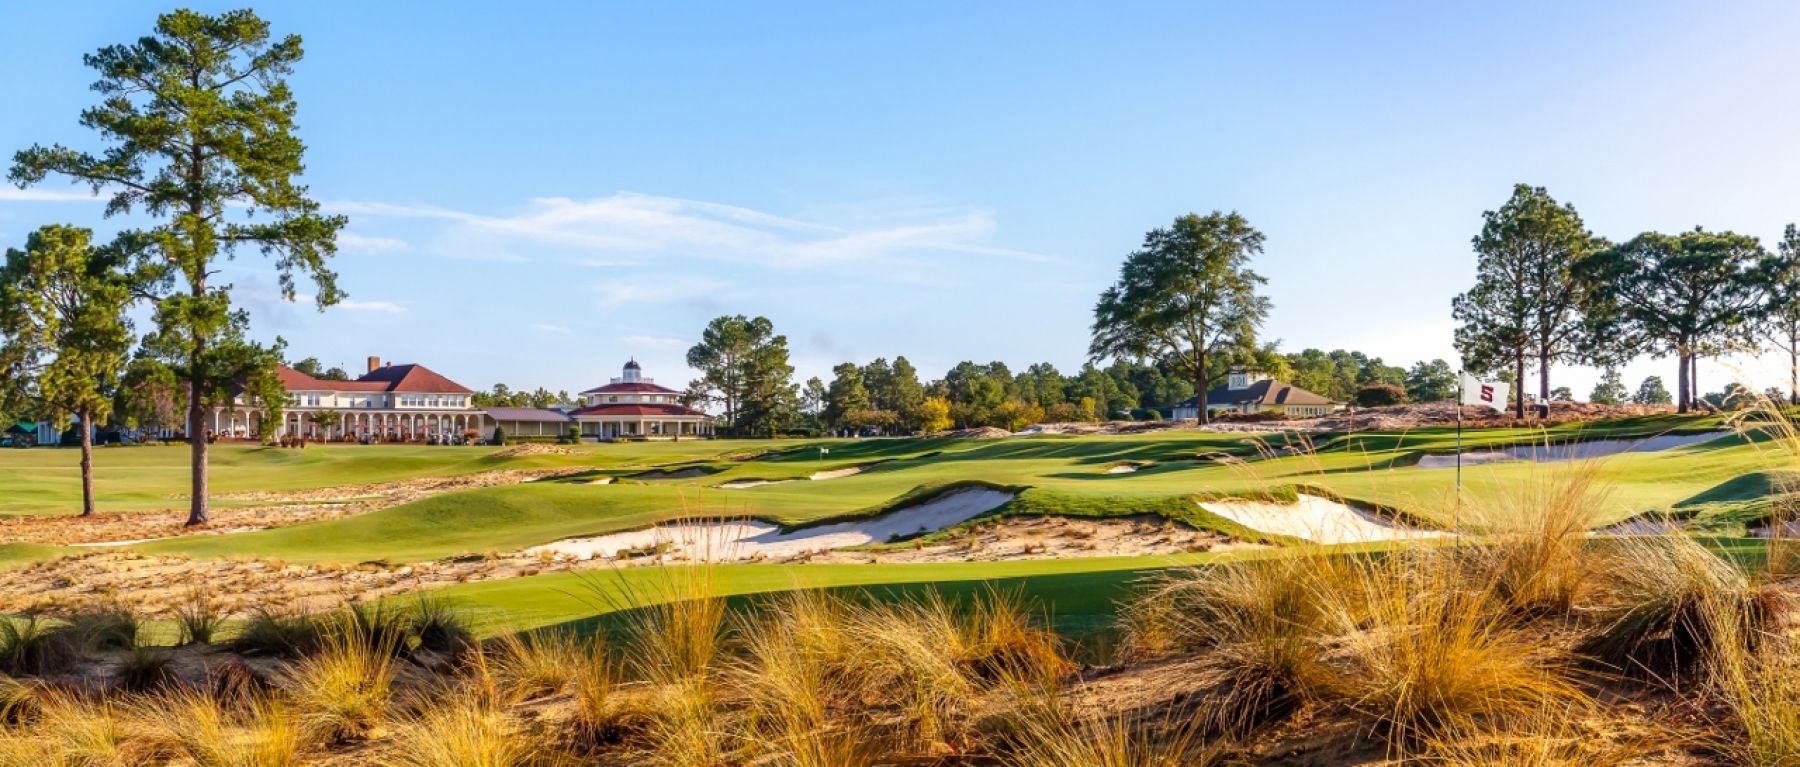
[
  {"x1": 1198, "y1": 494, "x2": 1445, "y2": 544},
  {"x1": 719, "y1": 479, "x2": 787, "y2": 489},
  {"x1": 1414, "y1": 431, "x2": 1731, "y2": 470},
  {"x1": 1104, "y1": 463, "x2": 1142, "y2": 474},
  {"x1": 528, "y1": 488, "x2": 1015, "y2": 562},
  {"x1": 632, "y1": 467, "x2": 716, "y2": 480},
  {"x1": 717, "y1": 465, "x2": 868, "y2": 490}
]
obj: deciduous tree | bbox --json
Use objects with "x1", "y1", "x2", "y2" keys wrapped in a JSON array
[
  {"x1": 12, "y1": 9, "x2": 344, "y2": 525},
  {"x1": 1090, "y1": 212, "x2": 1270, "y2": 424},
  {"x1": 0, "y1": 225, "x2": 135, "y2": 516},
  {"x1": 916, "y1": 396, "x2": 952, "y2": 434}
]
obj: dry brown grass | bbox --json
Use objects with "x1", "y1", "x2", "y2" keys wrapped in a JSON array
[
  {"x1": 134, "y1": 689, "x2": 302, "y2": 767},
  {"x1": 490, "y1": 630, "x2": 583, "y2": 702},
  {"x1": 1324, "y1": 549, "x2": 1591, "y2": 751},
  {"x1": 1457, "y1": 462, "x2": 1612, "y2": 616},
  {"x1": 378, "y1": 698, "x2": 566, "y2": 767},
  {"x1": 1578, "y1": 533, "x2": 1764, "y2": 680},
  {"x1": 1122, "y1": 549, "x2": 1346, "y2": 734},
  {"x1": 285, "y1": 628, "x2": 396, "y2": 743}
]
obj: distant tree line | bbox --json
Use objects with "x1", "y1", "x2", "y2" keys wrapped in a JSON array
[{"x1": 469, "y1": 384, "x2": 575, "y2": 410}]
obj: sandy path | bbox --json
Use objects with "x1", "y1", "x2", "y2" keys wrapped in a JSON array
[
  {"x1": 1413, "y1": 431, "x2": 1731, "y2": 469},
  {"x1": 1198, "y1": 494, "x2": 1446, "y2": 544},
  {"x1": 528, "y1": 488, "x2": 1015, "y2": 562}
]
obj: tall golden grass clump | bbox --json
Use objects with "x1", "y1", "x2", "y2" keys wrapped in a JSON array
[
  {"x1": 134, "y1": 689, "x2": 302, "y2": 767},
  {"x1": 846, "y1": 593, "x2": 976, "y2": 748},
  {"x1": 1325, "y1": 549, "x2": 1589, "y2": 749},
  {"x1": 958, "y1": 588, "x2": 1073, "y2": 684},
  {"x1": 491, "y1": 630, "x2": 583, "y2": 701},
  {"x1": 1000, "y1": 711, "x2": 1226, "y2": 767},
  {"x1": 1421, "y1": 717, "x2": 1645, "y2": 767},
  {"x1": 1456, "y1": 462, "x2": 1612, "y2": 616},
  {"x1": 608, "y1": 562, "x2": 728, "y2": 767},
  {"x1": 379, "y1": 698, "x2": 565, "y2": 767},
  {"x1": 733, "y1": 588, "x2": 888, "y2": 764},
  {"x1": 26, "y1": 691, "x2": 147, "y2": 766},
  {"x1": 1578, "y1": 532, "x2": 1765, "y2": 679},
  {"x1": 286, "y1": 628, "x2": 397, "y2": 743},
  {"x1": 1122, "y1": 550, "x2": 1346, "y2": 734},
  {"x1": 569, "y1": 638, "x2": 625, "y2": 741},
  {"x1": 1709, "y1": 392, "x2": 1800, "y2": 765}
]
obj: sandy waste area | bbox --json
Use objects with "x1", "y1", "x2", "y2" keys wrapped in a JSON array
[
  {"x1": 1413, "y1": 431, "x2": 1731, "y2": 469},
  {"x1": 1198, "y1": 493, "x2": 1447, "y2": 544},
  {"x1": 527, "y1": 488, "x2": 1015, "y2": 562}
]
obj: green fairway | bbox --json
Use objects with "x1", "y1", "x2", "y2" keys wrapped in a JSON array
[
  {"x1": 0, "y1": 439, "x2": 812, "y2": 517},
  {"x1": 8, "y1": 417, "x2": 1794, "y2": 657},
  {"x1": 120, "y1": 414, "x2": 1790, "y2": 564},
  {"x1": 402, "y1": 551, "x2": 1236, "y2": 638}
]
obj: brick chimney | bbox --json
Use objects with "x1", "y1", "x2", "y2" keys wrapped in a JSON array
[{"x1": 367, "y1": 356, "x2": 381, "y2": 374}]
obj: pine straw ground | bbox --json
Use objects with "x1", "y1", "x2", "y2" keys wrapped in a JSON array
[{"x1": 5, "y1": 504, "x2": 1800, "y2": 766}]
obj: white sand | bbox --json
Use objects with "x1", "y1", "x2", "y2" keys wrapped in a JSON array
[
  {"x1": 718, "y1": 479, "x2": 788, "y2": 489},
  {"x1": 1104, "y1": 464, "x2": 1140, "y2": 474},
  {"x1": 810, "y1": 466, "x2": 865, "y2": 481},
  {"x1": 577, "y1": 477, "x2": 615, "y2": 486},
  {"x1": 1197, "y1": 494, "x2": 1446, "y2": 544},
  {"x1": 527, "y1": 488, "x2": 1015, "y2": 562},
  {"x1": 1414, "y1": 431, "x2": 1731, "y2": 469}
]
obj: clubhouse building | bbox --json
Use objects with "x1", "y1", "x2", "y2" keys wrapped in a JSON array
[
  {"x1": 1170, "y1": 370, "x2": 1339, "y2": 419},
  {"x1": 211, "y1": 357, "x2": 712, "y2": 442},
  {"x1": 253, "y1": 356, "x2": 486, "y2": 442}
]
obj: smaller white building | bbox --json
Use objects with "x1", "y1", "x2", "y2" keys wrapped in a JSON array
[{"x1": 571, "y1": 360, "x2": 714, "y2": 440}]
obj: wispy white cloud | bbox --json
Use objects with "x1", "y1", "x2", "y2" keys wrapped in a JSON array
[
  {"x1": 253, "y1": 290, "x2": 407, "y2": 315},
  {"x1": 620, "y1": 334, "x2": 687, "y2": 350},
  {"x1": 329, "y1": 192, "x2": 1059, "y2": 273},
  {"x1": 532, "y1": 323, "x2": 573, "y2": 336},
  {"x1": 0, "y1": 187, "x2": 100, "y2": 202},
  {"x1": 594, "y1": 276, "x2": 727, "y2": 309},
  {"x1": 337, "y1": 231, "x2": 408, "y2": 252},
  {"x1": 337, "y1": 299, "x2": 407, "y2": 315}
]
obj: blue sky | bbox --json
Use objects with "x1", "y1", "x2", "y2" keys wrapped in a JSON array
[{"x1": 3, "y1": 2, "x2": 1800, "y2": 398}]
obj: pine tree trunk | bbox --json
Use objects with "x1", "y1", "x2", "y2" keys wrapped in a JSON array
[
  {"x1": 1195, "y1": 349, "x2": 1209, "y2": 425},
  {"x1": 1538, "y1": 354, "x2": 1551, "y2": 410},
  {"x1": 1790, "y1": 344, "x2": 1797, "y2": 406},
  {"x1": 78, "y1": 408, "x2": 95, "y2": 517},
  {"x1": 1676, "y1": 351, "x2": 1690, "y2": 414},
  {"x1": 1691, "y1": 356, "x2": 1700, "y2": 409},
  {"x1": 1514, "y1": 354, "x2": 1527, "y2": 419},
  {"x1": 186, "y1": 279, "x2": 210, "y2": 527}
]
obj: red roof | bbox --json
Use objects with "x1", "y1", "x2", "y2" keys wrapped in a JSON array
[
  {"x1": 571, "y1": 403, "x2": 709, "y2": 418},
  {"x1": 357, "y1": 363, "x2": 474, "y2": 394},
  {"x1": 276, "y1": 363, "x2": 473, "y2": 394},
  {"x1": 580, "y1": 381, "x2": 679, "y2": 395}
]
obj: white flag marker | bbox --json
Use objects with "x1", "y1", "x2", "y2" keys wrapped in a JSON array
[{"x1": 1459, "y1": 373, "x2": 1509, "y2": 413}]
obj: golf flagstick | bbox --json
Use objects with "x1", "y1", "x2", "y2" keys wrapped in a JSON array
[{"x1": 1455, "y1": 373, "x2": 1463, "y2": 533}]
